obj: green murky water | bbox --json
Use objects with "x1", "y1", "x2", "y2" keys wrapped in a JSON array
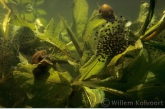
[{"x1": 0, "y1": 0, "x2": 165, "y2": 108}]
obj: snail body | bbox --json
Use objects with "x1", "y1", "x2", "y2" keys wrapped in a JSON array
[
  {"x1": 99, "y1": 4, "x2": 115, "y2": 19},
  {"x1": 32, "y1": 50, "x2": 53, "y2": 66},
  {"x1": 32, "y1": 50, "x2": 53, "y2": 79}
]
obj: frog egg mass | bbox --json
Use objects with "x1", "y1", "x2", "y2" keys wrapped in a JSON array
[{"x1": 94, "y1": 16, "x2": 135, "y2": 61}]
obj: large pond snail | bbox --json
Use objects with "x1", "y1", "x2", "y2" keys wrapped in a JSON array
[
  {"x1": 32, "y1": 50, "x2": 53, "y2": 66},
  {"x1": 99, "y1": 4, "x2": 115, "y2": 19}
]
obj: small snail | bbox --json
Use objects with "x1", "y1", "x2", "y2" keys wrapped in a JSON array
[
  {"x1": 99, "y1": 4, "x2": 115, "y2": 19},
  {"x1": 32, "y1": 50, "x2": 53, "y2": 66}
]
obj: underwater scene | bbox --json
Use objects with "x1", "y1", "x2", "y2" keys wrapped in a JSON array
[{"x1": 0, "y1": 0, "x2": 165, "y2": 108}]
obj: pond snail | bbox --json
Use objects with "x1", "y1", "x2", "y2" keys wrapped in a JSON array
[
  {"x1": 32, "y1": 50, "x2": 53, "y2": 66},
  {"x1": 99, "y1": 4, "x2": 115, "y2": 19}
]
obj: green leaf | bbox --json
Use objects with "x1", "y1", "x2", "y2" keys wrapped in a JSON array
[
  {"x1": 35, "y1": 0, "x2": 45, "y2": 6},
  {"x1": 22, "y1": 12, "x2": 36, "y2": 22},
  {"x1": 19, "y1": 0, "x2": 32, "y2": 5},
  {"x1": 46, "y1": 68, "x2": 73, "y2": 84},
  {"x1": 38, "y1": 17, "x2": 47, "y2": 27},
  {"x1": 36, "y1": 19, "x2": 71, "y2": 56},
  {"x1": 72, "y1": 0, "x2": 88, "y2": 37},
  {"x1": 44, "y1": 18, "x2": 55, "y2": 38},
  {"x1": 127, "y1": 84, "x2": 165, "y2": 101},
  {"x1": 72, "y1": 81, "x2": 130, "y2": 98},
  {"x1": 16, "y1": 53, "x2": 36, "y2": 73},
  {"x1": 82, "y1": 86, "x2": 105, "y2": 108},
  {"x1": 148, "y1": 54, "x2": 165, "y2": 83},
  {"x1": 145, "y1": 40, "x2": 165, "y2": 52},
  {"x1": 54, "y1": 19, "x2": 64, "y2": 38},
  {"x1": 9, "y1": 15, "x2": 35, "y2": 31},
  {"x1": 80, "y1": 51, "x2": 93, "y2": 66},
  {"x1": 17, "y1": 52, "x2": 28, "y2": 65},
  {"x1": 121, "y1": 49, "x2": 149, "y2": 87},
  {"x1": 37, "y1": 35, "x2": 68, "y2": 53},
  {"x1": 107, "y1": 39, "x2": 143, "y2": 77},
  {"x1": 13, "y1": 65, "x2": 73, "y2": 107},
  {"x1": 59, "y1": 15, "x2": 83, "y2": 57},
  {"x1": 36, "y1": 9, "x2": 47, "y2": 15},
  {"x1": 83, "y1": 10, "x2": 106, "y2": 41},
  {"x1": 79, "y1": 55, "x2": 110, "y2": 81}
]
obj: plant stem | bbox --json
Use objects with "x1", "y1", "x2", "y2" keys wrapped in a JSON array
[
  {"x1": 0, "y1": 0, "x2": 11, "y2": 39},
  {"x1": 138, "y1": 0, "x2": 156, "y2": 36},
  {"x1": 140, "y1": 12, "x2": 165, "y2": 41}
]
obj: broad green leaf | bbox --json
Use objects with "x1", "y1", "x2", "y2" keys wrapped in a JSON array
[
  {"x1": 36, "y1": 9, "x2": 47, "y2": 15},
  {"x1": 16, "y1": 52, "x2": 37, "y2": 73},
  {"x1": 21, "y1": 12, "x2": 36, "y2": 22},
  {"x1": 38, "y1": 17, "x2": 47, "y2": 27},
  {"x1": 88, "y1": 9, "x2": 98, "y2": 21},
  {"x1": 121, "y1": 49, "x2": 149, "y2": 87},
  {"x1": 80, "y1": 50, "x2": 94, "y2": 66},
  {"x1": 144, "y1": 39, "x2": 165, "y2": 66},
  {"x1": 82, "y1": 86, "x2": 105, "y2": 108},
  {"x1": 83, "y1": 10, "x2": 106, "y2": 43},
  {"x1": 54, "y1": 19, "x2": 64, "y2": 38},
  {"x1": 148, "y1": 54, "x2": 165, "y2": 83},
  {"x1": 9, "y1": 15, "x2": 35, "y2": 31},
  {"x1": 38, "y1": 34, "x2": 67, "y2": 51},
  {"x1": 59, "y1": 15, "x2": 83, "y2": 57},
  {"x1": 107, "y1": 39, "x2": 143, "y2": 77},
  {"x1": 72, "y1": 0, "x2": 88, "y2": 37},
  {"x1": 36, "y1": 19, "x2": 71, "y2": 56},
  {"x1": 82, "y1": 12, "x2": 106, "y2": 57},
  {"x1": 107, "y1": 39, "x2": 143, "y2": 67},
  {"x1": 17, "y1": 52, "x2": 28, "y2": 65},
  {"x1": 87, "y1": 76, "x2": 131, "y2": 91},
  {"x1": 79, "y1": 55, "x2": 110, "y2": 81},
  {"x1": 127, "y1": 84, "x2": 165, "y2": 101},
  {"x1": 72, "y1": 81, "x2": 130, "y2": 98},
  {"x1": 36, "y1": 35, "x2": 77, "y2": 62},
  {"x1": 44, "y1": 18, "x2": 55, "y2": 38},
  {"x1": 20, "y1": 0, "x2": 32, "y2": 4},
  {"x1": 13, "y1": 65, "x2": 72, "y2": 107},
  {"x1": 35, "y1": 0, "x2": 45, "y2": 6},
  {"x1": 13, "y1": 70, "x2": 34, "y2": 89},
  {"x1": 145, "y1": 40, "x2": 165, "y2": 52},
  {"x1": 144, "y1": 71, "x2": 155, "y2": 83},
  {"x1": 50, "y1": 53, "x2": 69, "y2": 62},
  {"x1": 47, "y1": 68, "x2": 73, "y2": 83},
  {"x1": 16, "y1": 63, "x2": 36, "y2": 75}
]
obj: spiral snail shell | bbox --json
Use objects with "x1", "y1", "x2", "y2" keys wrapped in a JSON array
[
  {"x1": 32, "y1": 50, "x2": 53, "y2": 66},
  {"x1": 99, "y1": 4, "x2": 115, "y2": 19}
]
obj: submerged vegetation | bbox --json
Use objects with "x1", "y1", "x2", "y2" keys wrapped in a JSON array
[{"x1": 0, "y1": 0, "x2": 165, "y2": 107}]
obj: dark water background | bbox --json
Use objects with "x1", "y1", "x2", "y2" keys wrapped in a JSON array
[{"x1": 41, "y1": 0, "x2": 165, "y2": 23}]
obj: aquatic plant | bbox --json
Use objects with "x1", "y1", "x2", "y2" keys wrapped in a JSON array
[
  {"x1": 0, "y1": 0, "x2": 165, "y2": 108},
  {"x1": 0, "y1": 0, "x2": 45, "y2": 37}
]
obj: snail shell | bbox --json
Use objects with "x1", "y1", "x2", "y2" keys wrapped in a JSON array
[
  {"x1": 32, "y1": 50, "x2": 53, "y2": 66},
  {"x1": 99, "y1": 4, "x2": 114, "y2": 19}
]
